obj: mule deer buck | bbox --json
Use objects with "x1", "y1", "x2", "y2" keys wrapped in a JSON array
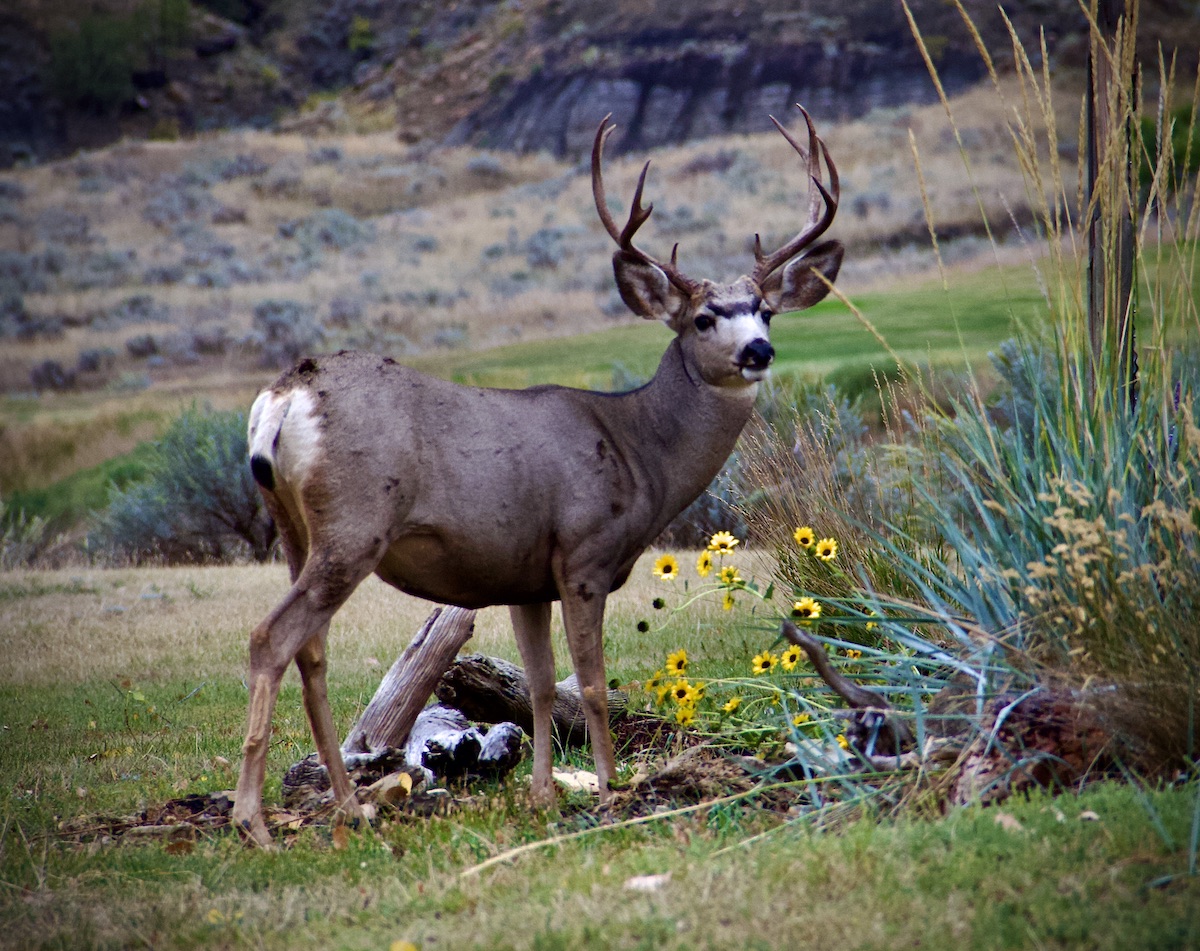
[{"x1": 232, "y1": 107, "x2": 841, "y2": 846}]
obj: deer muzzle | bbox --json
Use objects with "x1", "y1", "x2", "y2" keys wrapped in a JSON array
[{"x1": 738, "y1": 338, "x2": 775, "y2": 378}]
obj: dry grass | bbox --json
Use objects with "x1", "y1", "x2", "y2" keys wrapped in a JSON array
[{"x1": 0, "y1": 547, "x2": 773, "y2": 690}]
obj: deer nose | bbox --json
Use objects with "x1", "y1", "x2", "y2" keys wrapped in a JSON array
[{"x1": 740, "y1": 338, "x2": 775, "y2": 370}]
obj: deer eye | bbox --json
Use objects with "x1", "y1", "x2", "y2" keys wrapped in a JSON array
[
  {"x1": 759, "y1": 308, "x2": 774, "y2": 326},
  {"x1": 694, "y1": 313, "x2": 715, "y2": 332}
]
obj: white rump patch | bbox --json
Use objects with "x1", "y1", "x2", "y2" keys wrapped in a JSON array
[{"x1": 248, "y1": 388, "x2": 322, "y2": 485}]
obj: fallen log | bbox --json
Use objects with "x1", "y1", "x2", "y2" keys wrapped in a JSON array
[{"x1": 436, "y1": 653, "x2": 628, "y2": 746}]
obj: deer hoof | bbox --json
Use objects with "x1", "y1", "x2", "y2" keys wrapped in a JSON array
[{"x1": 235, "y1": 815, "x2": 274, "y2": 850}]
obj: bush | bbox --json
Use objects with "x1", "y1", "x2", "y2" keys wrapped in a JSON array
[
  {"x1": 91, "y1": 407, "x2": 275, "y2": 564},
  {"x1": 250, "y1": 299, "x2": 325, "y2": 367}
]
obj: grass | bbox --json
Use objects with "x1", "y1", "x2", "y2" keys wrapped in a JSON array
[{"x1": 1, "y1": 560, "x2": 1196, "y2": 949}]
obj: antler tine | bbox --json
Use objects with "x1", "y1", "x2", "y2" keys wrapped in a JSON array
[
  {"x1": 590, "y1": 116, "x2": 698, "y2": 295},
  {"x1": 619, "y1": 161, "x2": 655, "y2": 248},
  {"x1": 753, "y1": 105, "x2": 840, "y2": 286}
]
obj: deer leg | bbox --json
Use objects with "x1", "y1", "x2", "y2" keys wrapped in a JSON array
[
  {"x1": 557, "y1": 589, "x2": 617, "y2": 802},
  {"x1": 509, "y1": 602, "x2": 556, "y2": 805},
  {"x1": 232, "y1": 555, "x2": 372, "y2": 847},
  {"x1": 294, "y1": 631, "x2": 365, "y2": 828}
]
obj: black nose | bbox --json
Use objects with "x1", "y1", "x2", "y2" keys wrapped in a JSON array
[{"x1": 740, "y1": 338, "x2": 775, "y2": 370}]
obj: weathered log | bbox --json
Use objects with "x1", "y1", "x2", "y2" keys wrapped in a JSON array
[
  {"x1": 436, "y1": 653, "x2": 628, "y2": 746},
  {"x1": 342, "y1": 605, "x2": 478, "y2": 758}
]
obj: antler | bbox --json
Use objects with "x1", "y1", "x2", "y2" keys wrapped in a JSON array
[
  {"x1": 591, "y1": 115, "x2": 699, "y2": 297},
  {"x1": 751, "y1": 105, "x2": 840, "y2": 287}
]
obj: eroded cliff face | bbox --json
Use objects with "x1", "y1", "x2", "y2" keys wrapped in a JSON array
[{"x1": 446, "y1": 37, "x2": 984, "y2": 156}]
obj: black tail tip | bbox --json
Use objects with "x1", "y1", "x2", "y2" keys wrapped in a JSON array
[{"x1": 249, "y1": 454, "x2": 275, "y2": 490}]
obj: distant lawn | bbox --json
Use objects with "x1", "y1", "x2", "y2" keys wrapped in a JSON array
[{"x1": 417, "y1": 263, "x2": 1052, "y2": 390}]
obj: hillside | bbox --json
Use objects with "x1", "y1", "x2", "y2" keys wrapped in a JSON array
[{"x1": 3, "y1": 0, "x2": 1199, "y2": 165}]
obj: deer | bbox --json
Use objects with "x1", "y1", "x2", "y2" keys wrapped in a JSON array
[{"x1": 230, "y1": 106, "x2": 842, "y2": 847}]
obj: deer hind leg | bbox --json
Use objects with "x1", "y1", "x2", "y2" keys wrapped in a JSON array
[
  {"x1": 295, "y1": 631, "x2": 362, "y2": 827},
  {"x1": 232, "y1": 551, "x2": 374, "y2": 847},
  {"x1": 557, "y1": 586, "x2": 617, "y2": 802},
  {"x1": 509, "y1": 602, "x2": 556, "y2": 805}
]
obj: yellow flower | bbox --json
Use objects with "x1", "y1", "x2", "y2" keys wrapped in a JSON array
[
  {"x1": 722, "y1": 592, "x2": 736, "y2": 611},
  {"x1": 793, "y1": 525, "x2": 816, "y2": 548},
  {"x1": 696, "y1": 551, "x2": 714, "y2": 577},
  {"x1": 722, "y1": 696, "x2": 742, "y2": 714},
  {"x1": 780, "y1": 644, "x2": 803, "y2": 671},
  {"x1": 654, "y1": 683, "x2": 672, "y2": 706},
  {"x1": 815, "y1": 537, "x2": 838, "y2": 561},
  {"x1": 751, "y1": 651, "x2": 777, "y2": 675},
  {"x1": 836, "y1": 733, "x2": 850, "y2": 750},
  {"x1": 653, "y1": 553, "x2": 679, "y2": 580},
  {"x1": 792, "y1": 713, "x2": 811, "y2": 727},
  {"x1": 707, "y1": 531, "x2": 740, "y2": 555},
  {"x1": 791, "y1": 597, "x2": 821, "y2": 621},
  {"x1": 844, "y1": 648, "x2": 863, "y2": 660},
  {"x1": 865, "y1": 610, "x2": 880, "y2": 631},
  {"x1": 664, "y1": 649, "x2": 688, "y2": 677},
  {"x1": 669, "y1": 679, "x2": 693, "y2": 705},
  {"x1": 718, "y1": 565, "x2": 742, "y2": 586},
  {"x1": 768, "y1": 691, "x2": 782, "y2": 707},
  {"x1": 645, "y1": 669, "x2": 665, "y2": 691},
  {"x1": 675, "y1": 705, "x2": 697, "y2": 727}
]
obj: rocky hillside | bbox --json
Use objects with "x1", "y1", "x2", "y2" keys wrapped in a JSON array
[{"x1": 4, "y1": 0, "x2": 1199, "y2": 166}]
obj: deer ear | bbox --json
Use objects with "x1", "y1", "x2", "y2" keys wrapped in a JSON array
[
  {"x1": 613, "y1": 251, "x2": 685, "y2": 321},
  {"x1": 761, "y1": 240, "x2": 844, "y2": 312}
]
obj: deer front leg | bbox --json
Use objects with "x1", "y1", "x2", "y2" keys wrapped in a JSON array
[
  {"x1": 557, "y1": 587, "x2": 617, "y2": 802},
  {"x1": 295, "y1": 631, "x2": 366, "y2": 829},
  {"x1": 510, "y1": 602, "x2": 556, "y2": 805}
]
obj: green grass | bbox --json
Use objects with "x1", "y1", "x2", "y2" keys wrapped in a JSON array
[
  {"x1": 1, "y1": 564, "x2": 1196, "y2": 950},
  {"x1": 413, "y1": 263, "x2": 1054, "y2": 391},
  {"x1": 2, "y1": 442, "x2": 155, "y2": 529}
]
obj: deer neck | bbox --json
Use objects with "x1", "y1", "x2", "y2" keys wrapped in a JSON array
[{"x1": 615, "y1": 338, "x2": 758, "y2": 517}]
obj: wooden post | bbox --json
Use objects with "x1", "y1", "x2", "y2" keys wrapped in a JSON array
[{"x1": 1086, "y1": 0, "x2": 1138, "y2": 406}]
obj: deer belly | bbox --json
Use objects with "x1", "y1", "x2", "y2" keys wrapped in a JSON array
[{"x1": 373, "y1": 529, "x2": 558, "y2": 608}]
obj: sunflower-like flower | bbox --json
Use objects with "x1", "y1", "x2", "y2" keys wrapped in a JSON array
[
  {"x1": 722, "y1": 696, "x2": 742, "y2": 714},
  {"x1": 669, "y1": 679, "x2": 693, "y2": 705},
  {"x1": 722, "y1": 592, "x2": 735, "y2": 611},
  {"x1": 653, "y1": 553, "x2": 680, "y2": 580},
  {"x1": 791, "y1": 596, "x2": 821, "y2": 621},
  {"x1": 836, "y1": 733, "x2": 850, "y2": 750},
  {"x1": 865, "y1": 610, "x2": 880, "y2": 631},
  {"x1": 707, "y1": 531, "x2": 740, "y2": 555},
  {"x1": 718, "y1": 565, "x2": 742, "y2": 586},
  {"x1": 675, "y1": 705, "x2": 697, "y2": 727},
  {"x1": 780, "y1": 644, "x2": 803, "y2": 671},
  {"x1": 815, "y1": 537, "x2": 838, "y2": 561},
  {"x1": 645, "y1": 669, "x2": 665, "y2": 692},
  {"x1": 751, "y1": 651, "x2": 777, "y2": 675},
  {"x1": 793, "y1": 525, "x2": 816, "y2": 548},
  {"x1": 696, "y1": 551, "x2": 714, "y2": 577},
  {"x1": 665, "y1": 648, "x2": 688, "y2": 677},
  {"x1": 844, "y1": 648, "x2": 863, "y2": 660},
  {"x1": 792, "y1": 712, "x2": 811, "y2": 727},
  {"x1": 654, "y1": 683, "x2": 672, "y2": 706}
]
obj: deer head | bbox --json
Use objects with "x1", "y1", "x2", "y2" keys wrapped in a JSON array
[{"x1": 592, "y1": 106, "x2": 844, "y2": 388}]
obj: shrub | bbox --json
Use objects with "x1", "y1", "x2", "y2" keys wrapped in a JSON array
[
  {"x1": 250, "y1": 299, "x2": 325, "y2": 367},
  {"x1": 92, "y1": 407, "x2": 275, "y2": 564},
  {"x1": 48, "y1": 13, "x2": 137, "y2": 112}
]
